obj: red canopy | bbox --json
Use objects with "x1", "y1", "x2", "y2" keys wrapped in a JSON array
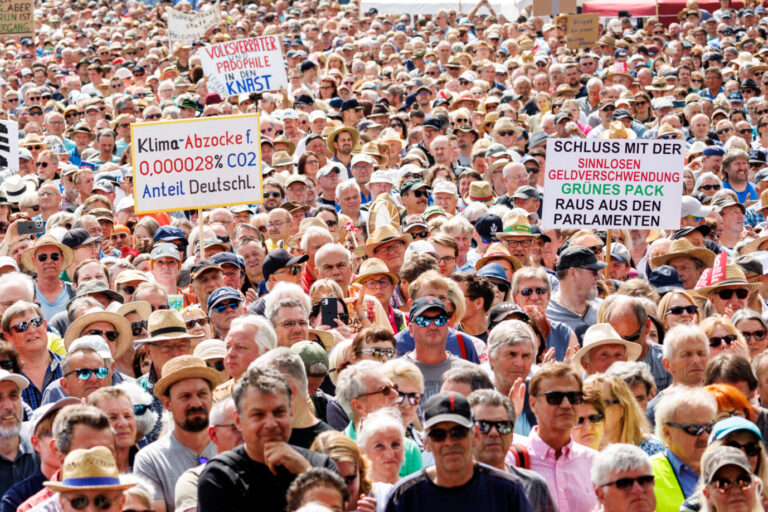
[{"x1": 582, "y1": 0, "x2": 744, "y2": 24}]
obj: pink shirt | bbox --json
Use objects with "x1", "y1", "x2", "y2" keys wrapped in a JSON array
[{"x1": 506, "y1": 427, "x2": 598, "y2": 512}]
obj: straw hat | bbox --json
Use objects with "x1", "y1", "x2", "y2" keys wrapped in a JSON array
[
  {"x1": 153, "y1": 355, "x2": 222, "y2": 398},
  {"x1": 21, "y1": 234, "x2": 75, "y2": 272},
  {"x1": 326, "y1": 126, "x2": 360, "y2": 153},
  {"x1": 21, "y1": 133, "x2": 47, "y2": 148},
  {"x1": 571, "y1": 323, "x2": 642, "y2": 371},
  {"x1": 657, "y1": 123, "x2": 683, "y2": 139},
  {"x1": 475, "y1": 243, "x2": 522, "y2": 271},
  {"x1": 645, "y1": 76, "x2": 674, "y2": 91},
  {"x1": 140, "y1": 309, "x2": 204, "y2": 344},
  {"x1": 308, "y1": 329, "x2": 334, "y2": 352},
  {"x1": 44, "y1": 446, "x2": 134, "y2": 492},
  {"x1": 352, "y1": 257, "x2": 399, "y2": 285},
  {"x1": 601, "y1": 120, "x2": 633, "y2": 139},
  {"x1": 63, "y1": 309, "x2": 133, "y2": 359},
  {"x1": 364, "y1": 225, "x2": 412, "y2": 258},
  {"x1": 498, "y1": 214, "x2": 535, "y2": 239},
  {"x1": 450, "y1": 91, "x2": 480, "y2": 110},
  {"x1": 650, "y1": 238, "x2": 715, "y2": 268},
  {"x1": 271, "y1": 151, "x2": 296, "y2": 167},
  {"x1": 553, "y1": 84, "x2": 580, "y2": 97},
  {"x1": 287, "y1": 217, "x2": 329, "y2": 249},
  {"x1": 108, "y1": 300, "x2": 151, "y2": 321},
  {"x1": 466, "y1": 181, "x2": 495, "y2": 206},
  {"x1": 694, "y1": 264, "x2": 760, "y2": 296},
  {"x1": 480, "y1": 112, "x2": 500, "y2": 132},
  {"x1": 272, "y1": 135, "x2": 296, "y2": 155},
  {"x1": 745, "y1": 233, "x2": 768, "y2": 253}
]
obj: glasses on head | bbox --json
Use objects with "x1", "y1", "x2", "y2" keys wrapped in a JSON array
[
  {"x1": 709, "y1": 334, "x2": 738, "y2": 348},
  {"x1": 131, "y1": 320, "x2": 147, "y2": 336},
  {"x1": 715, "y1": 288, "x2": 749, "y2": 300},
  {"x1": 519, "y1": 287, "x2": 547, "y2": 297},
  {"x1": 601, "y1": 475, "x2": 655, "y2": 491},
  {"x1": 186, "y1": 318, "x2": 209, "y2": 329},
  {"x1": 665, "y1": 305, "x2": 698, "y2": 316},
  {"x1": 37, "y1": 252, "x2": 60, "y2": 262},
  {"x1": 86, "y1": 329, "x2": 120, "y2": 342},
  {"x1": 208, "y1": 360, "x2": 225, "y2": 371},
  {"x1": 413, "y1": 315, "x2": 448, "y2": 328},
  {"x1": 535, "y1": 390, "x2": 584, "y2": 406},
  {"x1": 666, "y1": 421, "x2": 715, "y2": 436},
  {"x1": 725, "y1": 440, "x2": 763, "y2": 457},
  {"x1": 276, "y1": 319, "x2": 309, "y2": 329},
  {"x1": 62, "y1": 494, "x2": 118, "y2": 510},
  {"x1": 213, "y1": 300, "x2": 241, "y2": 314},
  {"x1": 10, "y1": 316, "x2": 43, "y2": 333},
  {"x1": 710, "y1": 474, "x2": 753, "y2": 494},
  {"x1": 357, "y1": 384, "x2": 396, "y2": 399},
  {"x1": 65, "y1": 367, "x2": 109, "y2": 380},
  {"x1": 427, "y1": 425, "x2": 470, "y2": 442},
  {"x1": 475, "y1": 419, "x2": 513, "y2": 435},
  {"x1": 364, "y1": 278, "x2": 392, "y2": 290},
  {"x1": 359, "y1": 347, "x2": 395, "y2": 359},
  {"x1": 576, "y1": 413, "x2": 604, "y2": 426}
]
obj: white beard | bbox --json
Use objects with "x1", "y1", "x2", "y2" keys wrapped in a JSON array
[{"x1": 0, "y1": 421, "x2": 21, "y2": 439}]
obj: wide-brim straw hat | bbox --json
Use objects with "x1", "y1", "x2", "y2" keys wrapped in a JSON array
[
  {"x1": 139, "y1": 309, "x2": 204, "y2": 343},
  {"x1": 364, "y1": 225, "x2": 412, "y2": 258},
  {"x1": 21, "y1": 234, "x2": 75, "y2": 272},
  {"x1": 352, "y1": 257, "x2": 399, "y2": 285},
  {"x1": 326, "y1": 126, "x2": 360, "y2": 153},
  {"x1": 308, "y1": 329, "x2": 334, "y2": 352},
  {"x1": 64, "y1": 309, "x2": 133, "y2": 359},
  {"x1": 693, "y1": 264, "x2": 761, "y2": 296},
  {"x1": 44, "y1": 446, "x2": 135, "y2": 492},
  {"x1": 476, "y1": 242, "x2": 522, "y2": 271},
  {"x1": 153, "y1": 355, "x2": 222, "y2": 398},
  {"x1": 571, "y1": 323, "x2": 642, "y2": 370},
  {"x1": 650, "y1": 238, "x2": 715, "y2": 269},
  {"x1": 108, "y1": 300, "x2": 152, "y2": 321}
]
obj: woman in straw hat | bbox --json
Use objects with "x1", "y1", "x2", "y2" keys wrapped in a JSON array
[
  {"x1": 352, "y1": 258, "x2": 407, "y2": 333},
  {"x1": 22, "y1": 235, "x2": 76, "y2": 321}
]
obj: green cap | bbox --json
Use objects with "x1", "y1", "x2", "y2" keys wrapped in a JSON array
[
  {"x1": 400, "y1": 179, "x2": 430, "y2": 195},
  {"x1": 424, "y1": 205, "x2": 447, "y2": 219},
  {"x1": 290, "y1": 341, "x2": 329, "y2": 377}
]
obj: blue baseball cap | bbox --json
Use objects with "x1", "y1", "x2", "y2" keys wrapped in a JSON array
[
  {"x1": 703, "y1": 146, "x2": 725, "y2": 157},
  {"x1": 207, "y1": 287, "x2": 242, "y2": 311},
  {"x1": 211, "y1": 252, "x2": 245, "y2": 270},
  {"x1": 154, "y1": 226, "x2": 186, "y2": 242},
  {"x1": 710, "y1": 417, "x2": 763, "y2": 444},
  {"x1": 477, "y1": 262, "x2": 510, "y2": 284}
]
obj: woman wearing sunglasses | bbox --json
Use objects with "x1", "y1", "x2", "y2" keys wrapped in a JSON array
[
  {"x1": 693, "y1": 172, "x2": 723, "y2": 200},
  {"x1": 571, "y1": 385, "x2": 605, "y2": 451},
  {"x1": 700, "y1": 316, "x2": 750, "y2": 360},
  {"x1": 731, "y1": 309, "x2": 768, "y2": 360},
  {"x1": 351, "y1": 327, "x2": 396, "y2": 364},
  {"x1": 658, "y1": 290, "x2": 702, "y2": 331},
  {"x1": 383, "y1": 358, "x2": 426, "y2": 452}
]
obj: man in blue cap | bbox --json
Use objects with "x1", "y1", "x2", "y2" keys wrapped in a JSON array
[
  {"x1": 701, "y1": 146, "x2": 724, "y2": 175},
  {"x1": 211, "y1": 252, "x2": 245, "y2": 291},
  {"x1": 207, "y1": 287, "x2": 245, "y2": 339}
]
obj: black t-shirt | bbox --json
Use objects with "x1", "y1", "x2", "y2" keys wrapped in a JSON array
[
  {"x1": 198, "y1": 444, "x2": 338, "y2": 512},
  {"x1": 288, "y1": 420, "x2": 335, "y2": 449}
]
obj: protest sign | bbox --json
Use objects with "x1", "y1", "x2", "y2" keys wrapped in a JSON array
[
  {"x1": 131, "y1": 114, "x2": 262, "y2": 214},
  {"x1": 0, "y1": 120, "x2": 18, "y2": 172},
  {"x1": 532, "y1": 0, "x2": 576, "y2": 17},
  {"x1": 198, "y1": 36, "x2": 288, "y2": 98},
  {"x1": 565, "y1": 13, "x2": 600, "y2": 49},
  {"x1": 542, "y1": 139, "x2": 685, "y2": 230},
  {"x1": 168, "y1": 1, "x2": 221, "y2": 43},
  {"x1": 0, "y1": 0, "x2": 32, "y2": 37}
]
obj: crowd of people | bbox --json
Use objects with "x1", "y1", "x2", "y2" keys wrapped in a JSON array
[{"x1": 7, "y1": 0, "x2": 768, "y2": 511}]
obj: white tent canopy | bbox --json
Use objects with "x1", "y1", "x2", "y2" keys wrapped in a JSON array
[{"x1": 359, "y1": 0, "x2": 527, "y2": 18}]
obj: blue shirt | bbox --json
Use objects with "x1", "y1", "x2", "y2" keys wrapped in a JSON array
[
  {"x1": 395, "y1": 328, "x2": 480, "y2": 364},
  {"x1": 1, "y1": 467, "x2": 45, "y2": 512},
  {"x1": 666, "y1": 448, "x2": 699, "y2": 498},
  {"x1": 723, "y1": 180, "x2": 758, "y2": 203}
]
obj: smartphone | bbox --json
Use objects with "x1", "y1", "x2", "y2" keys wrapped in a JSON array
[
  {"x1": 17, "y1": 220, "x2": 44, "y2": 235},
  {"x1": 321, "y1": 298, "x2": 339, "y2": 329}
]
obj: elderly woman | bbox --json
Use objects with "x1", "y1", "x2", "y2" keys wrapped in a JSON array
[
  {"x1": 350, "y1": 327, "x2": 396, "y2": 364},
  {"x1": 357, "y1": 407, "x2": 405, "y2": 487},
  {"x1": 382, "y1": 358, "x2": 425, "y2": 452},
  {"x1": 731, "y1": 309, "x2": 768, "y2": 359},
  {"x1": 698, "y1": 446, "x2": 763, "y2": 512},
  {"x1": 586, "y1": 374, "x2": 664, "y2": 455},
  {"x1": 352, "y1": 258, "x2": 406, "y2": 333},
  {"x1": 700, "y1": 315, "x2": 750, "y2": 359},
  {"x1": 571, "y1": 384, "x2": 605, "y2": 451},
  {"x1": 87, "y1": 386, "x2": 139, "y2": 473},
  {"x1": 658, "y1": 290, "x2": 701, "y2": 330},
  {"x1": 511, "y1": 266, "x2": 578, "y2": 361},
  {"x1": 693, "y1": 172, "x2": 723, "y2": 199}
]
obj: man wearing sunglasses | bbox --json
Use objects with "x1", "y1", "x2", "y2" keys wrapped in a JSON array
[
  {"x1": 386, "y1": 391, "x2": 532, "y2": 512},
  {"x1": 698, "y1": 264, "x2": 757, "y2": 318},
  {"x1": 248, "y1": 249, "x2": 308, "y2": 317},
  {"x1": 400, "y1": 179, "x2": 431, "y2": 216},
  {"x1": 57, "y1": 339, "x2": 111, "y2": 402},
  {"x1": 207, "y1": 287, "x2": 245, "y2": 340},
  {"x1": 592, "y1": 444, "x2": 656, "y2": 512}
]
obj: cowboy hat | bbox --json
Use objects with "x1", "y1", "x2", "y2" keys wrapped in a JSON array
[
  {"x1": 657, "y1": 122, "x2": 683, "y2": 139},
  {"x1": 139, "y1": 309, "x2": 204, "y2": 343},
  {"x1": 153, "y1": 355, "x2": 222, "y2": 398},
  {"x1": 475, "y1": 242, "x2": 522, "y2": 271},
  {"x1": 63, "y1": 308, "x2": 133, "y2": 359},
  {"x1": 645, "y1": 76, "x2": 674, "y2": 91},
  {"x1": 364, "y1": 225, "x2": 412, "y2": 258},
  {"x1": 272, "y1": 135, "x2": 296, "y2": 155},
  {"x1": 693, "y1": 264, "x2": 761, "y2": 296},
  {"x1": 326, "y1": 126, "x2": 360, "y2": 153},
  {"x1": 271, "y1": 151, "x2": 296, "y2": 167},
  {"x1": 44, "y1": 446, "x2": 135, "y2": 493},
  {"x1": 650, "y1": 238, "x2": 716, "y2": 269},
  {"x1": 571, "y1": 323, "x2": 642, "y2": 370},
  {"x1": 21, "y1": 234, "x2": 75, "y2": 272},
  {"x1": 352, "y1": 257, "x2": 399, "y2": 286}
]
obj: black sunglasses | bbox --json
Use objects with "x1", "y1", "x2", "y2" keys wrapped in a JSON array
[
  {"x1": 709, "y1": 334, "x2": 738, "y2": 348},
  {"x1": 601, "y1": 475, "x2": 655, "y2": 491},
  {"x1": 131, "y1": 320, "x2": 147, "y2": 336},
  {"x1": 666, "y1": 421, "x2": 715, "y2": 436},
  {"x1": 37, "y1": 252, "x2": 60, "y2": 262},
  {"x1": 85, "y1": 329, "x2": 119, "y2": 342},
  {"x1": 576, "y1": 413, "x2": 604, "y2": 426},
  {"x1": 0, "y1": 360, "x2": 14, "y2": 371},
  {"x1": 207, "y1": 360, "x2": 225, "y2": 371},
  {"x1": 725, "y1": 440, "x2": 762, "y2": 457},
  {"x1": 665, "y1": 305, "x2": 698, "y2": 316},
  {"x1": 427, "y1": 425, "x2": 470, "y2": 442},
  {"x1": 475, "y1": 419, "x2": 513, "y2": 435},
  {"x1": 535, "y1": 391, "x2": 584, "y2": 406},
  {"x1": 715, "y1": 288, "x2": 749, "y2": 300}
]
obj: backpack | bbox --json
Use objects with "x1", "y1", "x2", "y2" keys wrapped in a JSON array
[{"x1": 507, "y1": 443, "x2": 531, "y2": 470}]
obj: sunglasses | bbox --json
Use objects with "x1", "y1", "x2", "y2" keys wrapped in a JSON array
[
  {"x1": 576, "y1": 413, "x2": 604, "y2": 426},
  {"x1": 666, "y1": 421, "x2": 715, "y2": 436},
  {"x1": 410, "y1": 231, "x2": 429, "y2": 239},
  {"x1": 145, "y1": 113, "x2": 162, "y2": 120},
  {"x1": 131, "y1": 320, "x2": 147, "y2": 336},
  {"x1": 413, "y1": 315, "x2": 448, "y2": 328},
  {"x1": 602, "y1": 475, "x2": 655, "y2": 491},
  {"x1": 699, "y1": 184, "x2": 720, "y2": 191},
  {"x1": 666, "y1": 305, "x2": 698, "y2": 316},
  {"x1": 213, "y1": 300, "x2": 241, "y2": 314},
  {"x1": 85, "y1": 329, "x2": 120, "y2": 342},
  {"x1": 359, "y1": 347, "x2": 395, "y2": 359},
  {"x1": 357, "y1": 384, "x2": 396, "y2": 399},
  {"x1": 208, "y1": 360, "x2": 225, "y2": 371},
  {"x1": 710, "y1": 475, "x2": 753, "y2": 494},
  {"x1": 709, "y1": 334, "x2": 738, "y2": 348},
  {"x1": 276, "y1": 265, "x2": 302, "y2": 276},
  {"x1": 120, "y1": 285, "x2": 137, "y2": 296},
  {"x1": 264, "y1": 192, "x2": 282, "y2": 198},
  {"x1": 65, "y1": 367, "x2": 109, "y2": 380},
  {"x1": 62, "y1": 494, "x2": 117, "y2": 510},
  {"x1": 520, "y1": 287, "x2": 547, "y2": 297},
  {"x1": 498, "y1": 130, "x2": 516, "y2": 137},
  {"x1": 396, "y1": 390, "x2": 423, "y2": 406},
  {"x1": 725, "y1": 440, "x2": 762, "y2": 457},
  {"x1": 742, "y1": 330, "x2": 767, "y2": 341},
  {"x1": 10, "y1": 316, "x2": 43, "y2": 333},
  {"x1": 525, "y1": 166, "x2": 540, "y2": 174},
  {"x1": 535, "y1": 390, "x2": 584, "y2": 406},
  {"x1": 475, "y1": 419, "x2": 513, "y2": 435},
  {"x1": 134, "y1": 404, "x2": 149, "y2": 415},
  {"x1": 37, "y1": 252, "x2": 60, "y2": 262},
  {"x1": 427, "y1": 425, "x2": 470, "y2": 442},
  {"x1": 0, "y1": 360, "x2": 13, "y2": 371},
  {"x1": 411, "y1": 189, "x2": 429, "y2": 198},
  {"x1": 716, "y1": 289, "x2": 749, "y2": 300},
  {"x1": 186, "y1": 318, "x2": 209, "y2": 329}
]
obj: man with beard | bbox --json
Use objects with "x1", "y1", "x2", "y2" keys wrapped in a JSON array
[
  {"x1": 134, "y1": 355, "x2": 222, "y2": 512},
  {"x1": 722, "y1": 149, "x2": 758, "y2": 203},
  {"x1": 328, "y1": 126, "x2": 357, "y2": 175},
  {"x1": 261, "y1": 179, "x2": 285, "y2": 213},
  {"x1": 0, "y1": 370, "x2": 35, "y2": 496},
  {"x1": 547, "y1": 247, "x2": 605, "y2": 339}
]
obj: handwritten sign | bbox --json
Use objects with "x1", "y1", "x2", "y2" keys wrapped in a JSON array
[
  {"x1": 0, "y1": 0, "x2": 32, "y2": 37},
  {"x1": 168, "y1": 1, "x2": 221, "y2": 43},
  {"x1": 565, "y1": 13, "x2": 600, "y2": 49},
  {"x1": 532, "y1": 0, "x2": 576, "y2": 16},
  {"x1": 198, "y1": 36, "x2": 288, "y2": 98},
  {"x1": 131, "y1": 114, "x2": 262, "y2": 214},
  {"x1": 542, "y1": 139, "x2": 684, "y2": 230}
]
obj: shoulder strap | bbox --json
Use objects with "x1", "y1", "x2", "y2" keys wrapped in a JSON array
[
  {"x1": 456, "y1": 332, "x2": 467, "y2": 360},
  {"x1": 214, "y1": 450, "x2": 250, "y2": 494},
  {"x1": 509, "y1": 444, "x2": 530, "y2": 470}
]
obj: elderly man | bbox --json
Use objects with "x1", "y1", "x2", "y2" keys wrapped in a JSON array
[
  {"x1": 651, "y1": 387, "x2": 717, "y2": 512},
  {"x1": 315, "y1": 243, "x2": 353, "y2": 293},
  {"x1": 509, "y1": 362, "x2": 598, "y2": 512},
  {"x1": 134, "y1": 355, "x2": 222, "y2": 512},
  {"x1": 53, "y1": 339, "x2": 111, "y2": 402},
  {"x1": 213, "y1": 315, "x2": 276, "y2": 401},
  {"x1": 189, "y1": 260, "x2": 225, "y2": 314},
  {"x1": 207, "y1": 287, "x2": 245, "y2": 340},
  {"x1": 712, "y1": 196, "x2": 747, "y2": 250},
  {"x1": 22, "y1": 235, "x2": 75, "y2": 321},
  {"x1": 265, "y1": 292, "x2": 310, "y2": 347},
  {"x1": 467, "y1": 389, "x2": 556, "y2": 512},
  {"x1": 591, "y1": 444, "x2": 656, "y2": 512},
  {"x1": 650, "y1": 238, "x2": 714, "y2": 290},
  {"x1": 573, "y1": 323, "x2": 641, "y2": 376},
  {"x1": 198, "y1": 366, "x2": 338, "y2": 512},
  {"x1": 266, "y1": 207, "x2": 293, "y2": 251},
  {"x1": 300, "y1": 226, "x2": 334, "y2": 292},
  {"x1": 386, "y1": 392, "x2": 532, "y2": 512},
  {"x1": 0, "y1": 370, "x2": 34, "y2": 496}
]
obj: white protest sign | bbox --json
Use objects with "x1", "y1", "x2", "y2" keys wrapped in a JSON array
[
  {"x1": 0, "y1": 120, "x2": 18, "y2": 172},
  {"x1": 131, "y1": 114, "x2": 262, "y2": 214},
  {"x1": 542, "y1": 139, "x2": 684, "y2": 229},
  {"x1": 198, "y1": 36, "x2": 288, "y2": 98},
  {"x1": 168, "y1": 1, "x2": 221, "y2": 43}
]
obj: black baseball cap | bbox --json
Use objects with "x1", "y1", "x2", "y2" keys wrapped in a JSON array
[
  {"x1": 423, "y1": 392, "x2": 473, "y2": 429},
  {"x1": 475, "y1": 213, "x2": 502, "y2": 243},
  {"x1": 262, "y1": 249, "x2": 308, "y2": 281},
  {"x1": 341, "y1": 99, "x2": 364, "y2": 112},
  {"x1": 555, "y1": 246, "x2": 607, "y2": 272},
  {"x1": 669, "y1": 225, "x2": 712, "y2": 239},
  {"x1": 487, "y1": 302, "x2": 530, "y2": 332},
  {"x1": 409, "y1": 296, "x2": 448, "y2": 318},
  {"x1": 61, "y1": 228, "x2": 103, "y2": 249},
  {"x1": 648, "y1": 265, "x2": 684, "y2": 295}
]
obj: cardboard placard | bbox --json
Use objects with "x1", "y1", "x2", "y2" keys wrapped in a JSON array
[
  {"x1": 168, "y1": 1, "x2": 221, "y2": 43},
  {"x1": 542, "y1": 139, "x2": 685, "y2": 230},
  {"x1": 532, "y1": 0, "x2": 577, "y2": 17},
  {"x1": 197, "y1": 35, "x2": 288, "y2": 98},
  {"x1": 131, "y1": 114, "x2": 263, "y2": 214},
  {"x1": 565, "y1": 13, "x2": 600, "y2": 49},
  {"x1": 0, "y1": 0, "x2": 32, "y2": 37}
]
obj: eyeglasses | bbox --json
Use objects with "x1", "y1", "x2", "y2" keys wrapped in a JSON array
[
  {"x1": 186, "y1": 318, "x2": 209, "y2": 329},
  {"x1": 699, "y1": 184, "x2": 720, "y2": 191},
  {"x1": 37, "y1": 252, "x2": 60, "y2": 262},
  {"x1": 65, "y1": 367, "x2": 109, "y2": 380},
  {"x1": 357, "y1": 384, "x2": 396, "y2": 399},
  {"x1": 364, "y1": 278, "x2": 392, "y2": 289},
  {"x1": 266, "y1": 221, "x2": 286, "y2": 229},
  {"x1": 503, "y1": 239, "x2": 532, "y2": 248},
  {"x1": 665, "y1": 305, "x2": 698, "y2": 316},
  {"x1": 86, "y1": 329, "x2": 120, "y2": 342},
  {"x1": 213, "y1": 300, "x2": 241, "y2": 314},
  {"x1": 276, "y1": 319, "x2": 309, "y2": 329},
  {"x1": 396, "y1": 390, "x2": 423, "y2": 406},
  {"x1": 0, "y1": 360, "x2": 13, "y2": 371},
  {"x1": 710, "y1": 474, "x2": 753, "y2": 494},
  {"x1": 715, "y1": 288, "x2": 749, "y2": 300},
  {"x1": 208, "y1": 360, "x2": 225, "y2": 371},
  {"x1": 413, "y1": 315, "x2": 448, "y2": 328},
  {"x1": 62, "y1": 494, "x2": 118, "y2": 510},
  {"x1": 519, "y1": 287, "x2": 547, "y2": 297},
  {"x1": 275, "y1": 265, "x2": 302, "y2": 276},
  {"x1": 427, "y1": 425, "x2": 470, "y2": 442},
  {"x1": 576, "y1": 413, "x2": 604, "y2": 426},
  {"x1": 534, "y1": 391, "x2": 584, "y2": 406},
  {"x1": 601, "y1": 475, "x2": 655, "y2": 491},
  {"x1": 359, "y1": 347, "x2": 395, "y2": 359},
  {"x1": 666, "y1": 421, "x2": 715, "y2": 436},
  {"x1": 131, "y1": 320, "x2": 147, "y2": 336},
  {"x1": 743, "y1": 330, "x2": 768, "y2": 342},
  {"x1": 475, "y1": 419, "x2": 513, "y2": 435},
  {"x1": 709, "y1": 334, "x2": 738, "y2": 348},
  {"x1": 10, "y1": 316, "x2": 43, "y2": 333},
  {"x1": 374, "y1": 241, "x2": 405, "y2": 255},
  {"x1": 725, "y1": 440, "x2": 762, "y2": 457}
]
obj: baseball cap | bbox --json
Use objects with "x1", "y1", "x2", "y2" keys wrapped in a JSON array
[
  {"x1": 409, "y1": 296, "x2": 448, "y2": 318},
  {"x1": 478, "y1": 262, "x2": 510, "y2": 284},
  {"x1": 29, "y1": 396, "x2": 81, "y2": 435},
  {"x1": 400, "y1": 179, "x2": 430, "y2": 195},
  {"x1": 405, "y1": 241, "x2": 440, "y2": 260},
  {"x1": 432, "y1": 181, "x2": 458, "y2": 195},
  {"x1": 681, "y1": 195, "x2": 713, "y2": 217},
  {"x1": 423, "y1": 392, "x2": 474, "y2": 429},
  {"x1": 701, "y1": 445, "x2": 753, "y2": 486},
  {"x1": 150, "y1": 243, "x2": 181, "y2": 262},
  {"x1": 402, "y1": 214, "x2": 428, "y2": 232},
  {"x1": 62, "y1": 228, "x2": 103, "y2": 249},
  {"x1": 154, "y1": 226, "x2": 186, "y2": 243},
  {"x1": 190, "y1": 259, "x2": 222, "y2": 280},
  {"x1": 486, "y1": 302, "x2": 530, "y2": 332},
  {"x1": 290, "y1": 340, "x2": 329, "y2": 377},
  {"x1": 710, "y1": 416, "x2": 764, "y2": 443},
  {"x1": 648, "y1": 265, "x2": 684, "y2": 295},
  {"x1": 206, "y1": 287, "x2": 242, "y2": 311},
  {"x1": 262, "y1": 249, "x2": 308, "y2": 281},
  {"x1": 711, "y1": 196, "x2": 746, "y2": 214},
  {"x1": 211, "y1": 252, "x2": 245, "y2": 270},
  {"x1": 609, "y1": 243, "x2": 631, "y2": 263},
  {"x1": 193, "y1": 339, "x2": 226, "y2": 361},
  {"x1": 512, "y1": 186, "x2": 540, "y2": 201},
  {"x1": 475, "y1": 213, "x2": 502, "y2": 243},
  {"x1": 556, "y1": 246, "x2": 608, "y2": 272}
]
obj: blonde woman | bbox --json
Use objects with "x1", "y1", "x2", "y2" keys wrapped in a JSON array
[
  {"x1": 311, "y1": 431, "x2": 378, "y2": 512},
  {"x1": 382, "y1": 358, "x2": 425, "y2": 451},
  {"x1": 658, "y1": 290, "x2": 702, "y2": 330},
  {"x1": 699, "y1": 315, "x2": 750, "y2": 359}
]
